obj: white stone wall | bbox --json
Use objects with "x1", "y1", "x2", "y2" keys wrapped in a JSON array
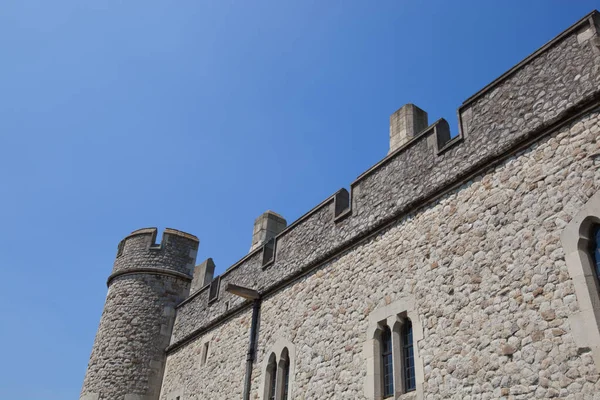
[{"x1": 161, "y1": 110, "x2": 600, "y2": 399}]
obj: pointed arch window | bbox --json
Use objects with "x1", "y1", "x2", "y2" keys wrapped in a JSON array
[
  {"x1": 282, "y1": 360, "x2": 290, "y2": 400},
  {"x1": 263, "y1": 342, "x2": 295, "y2": 400},
  {"x1": 265, "y1": 353, "x2": 277, "y2": 400},
  {"x1": 560, "y1": 191, "x2": 600, "y2": 374},
  {"x1": 365, "y1": 298, "x2": 423, "y2": 399},
  {"x1": 278, "y1": 348, "x2": 290, "y2": 400},
  {"x1": 378, "y1": 318, "x2": 415, "y2": 397}
]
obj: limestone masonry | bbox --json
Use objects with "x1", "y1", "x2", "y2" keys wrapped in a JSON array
[{"x1": 81, "y1": 11, "x2": 600, "y2": 400}]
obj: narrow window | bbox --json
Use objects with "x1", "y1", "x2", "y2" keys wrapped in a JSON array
[
  {"x1": 201, "y1": 342, "x2": 209, "y2": 366},
  {"x1": 282, "y1": 355, "x2": 290, "y2": 400},
  {"x1": 592, "y1": 226, "x2": 600, "y2": 282},
  {"x1": 265, "y1": 353, "x2": 277, "y2": 400},
  {"x1": 381, "y1": 326, "x2": 394, "y2": 398},
  {"x1": 269, "y1": 368, "x2": 277, "y2": 400},
  {"x1": 277, "y1": 348, "x2": 291, "y2": 400},
  {"x1": 402, "y1": 319, "x2": 416, "y2": 392}
]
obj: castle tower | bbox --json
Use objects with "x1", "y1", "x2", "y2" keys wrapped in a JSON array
[{"x1": 80, "y1": 228, "x2": 199, "y2": 400}]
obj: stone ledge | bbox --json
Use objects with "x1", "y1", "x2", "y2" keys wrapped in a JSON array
[{"x1": 107, "y1": 268, "x2": 193, "y2": 286}]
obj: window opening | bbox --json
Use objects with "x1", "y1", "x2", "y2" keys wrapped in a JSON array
[
  {"x1": 201, "y1": 342, "x2": 209, "y2": 366},
  {"x1": 381, "y1": 326, "x2": 394, "y2": 397},
  {"x1": 282, "y1": 356, "x2": 290, "y2": 400},
  {"x1": 266, "y1": 353, "x2": 277, "y2": 400},
  {"x1": 269, "y1": 368, "x2": 276, "y2": 400},
  {"x1": 402, "y1": 319, "x2": 416, "y2": 392}
]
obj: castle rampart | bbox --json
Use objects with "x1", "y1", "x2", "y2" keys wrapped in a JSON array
[
  {"x1": 167, "y1": 10, "x2": 600, "y2": 350},
  {"x1": 81, "y1": 10, "x2": 600, "y2": 400}
]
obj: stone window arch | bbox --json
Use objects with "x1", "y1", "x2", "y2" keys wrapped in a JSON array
[
  {"x1": 561, "y1": 190, "x2": 600, "y2": 372},
  {"x1": 364, "y1": 297, "x2": 423, "y2": 400},
  {"x1": 260, "y1": 337, "x2": 296, "y2": 400},
  {"x1": 264, "y1": 353, "x2": 277, "y2": 400},
  {"x1": 276, "y1": 347, "x2": 290, "y2": 400}
]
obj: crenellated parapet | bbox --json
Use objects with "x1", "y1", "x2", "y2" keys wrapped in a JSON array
[
  {"x1": 109, "y1": 228, "x2": 199, "y2": 285},
  {"x1": 169, "y1": 11, "x2": 600, "y2": 350}
]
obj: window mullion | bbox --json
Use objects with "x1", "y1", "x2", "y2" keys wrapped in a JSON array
[{"x1": 275, "y1": 360, "x2": 283, "y2": 400}]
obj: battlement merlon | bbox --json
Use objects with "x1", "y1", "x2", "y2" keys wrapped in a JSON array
[
  {"x1": 108, "y1": 227, "x2": 199, "y2": 286},
  {"x1": 190, "y1": 258, "x2": 216, "y2": 294}
]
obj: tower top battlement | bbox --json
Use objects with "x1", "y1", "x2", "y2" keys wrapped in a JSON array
[{"x1": 108, "y1": 227, "x2": 199, "y2": 286}]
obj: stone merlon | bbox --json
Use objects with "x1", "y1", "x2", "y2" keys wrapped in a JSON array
[
  {"x1": 389, "y1": 103, "x2": 428, "y2": 154},
  {"x1": 250, "y1": 210, "x2": 287, "y2": 252}
]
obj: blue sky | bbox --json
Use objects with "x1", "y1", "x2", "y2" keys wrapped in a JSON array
[{"x1": 0, "y1": 1, "x2": 596, "y2": 398}]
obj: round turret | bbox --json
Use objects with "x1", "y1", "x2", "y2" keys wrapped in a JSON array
[{"x1": 80, "y1": 228, "x2": 199, "y2": 400}]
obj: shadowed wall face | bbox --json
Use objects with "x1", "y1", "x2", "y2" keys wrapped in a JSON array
[{"x1": 81, "y1": 275, "x2": 190, "y2": 400}]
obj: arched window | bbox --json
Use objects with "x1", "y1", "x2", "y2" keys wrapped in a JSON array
[
  {"x1": 381, "y1": 326, "x2": 394, "y2": 398},
  {"x1": 282, "y1": 359, "x2": 290, "y2": 400},
  {"x1": 265, "y1": 353, "x2": 277, "y2": 400},
  {"x1": 377, "y1": 317, "x2": 415, "y2": 397},
  {"x1": 278, "y1": 348, "x2": 290, "y2": 400},
  {"x1": 592, "y1": 225, "x2": 600, "y2": 282},
  {"x1": 401, "y1": 319, "x2": 415, "y2": 392},
  {"x1": 561, "y1": 192, "x2": 600, "y2": 374},
  {"x1": 262, "y1": 339, "x2": 295, "y2": 400},
  {"x1": 365, "y1": 299, "x2": 423, "y2": 399}
]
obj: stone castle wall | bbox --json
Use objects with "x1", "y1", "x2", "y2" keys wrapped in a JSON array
[
  {"x1": 158, "y1": 11, "x2": 600, "y2": 400},
  {"x1": 79, "y1": 10, "x2": 600, "y2": 400},
  {"x1": 161, "y1": 103, "x2": 600, "y2": 400},
  {"x1": 169, "y1": 11, "x2": 600, "y2": 350}
]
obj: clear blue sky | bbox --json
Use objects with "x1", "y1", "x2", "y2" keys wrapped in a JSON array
[{"x1": 0, "y1": 1, "x2": 596, "y2": 398}]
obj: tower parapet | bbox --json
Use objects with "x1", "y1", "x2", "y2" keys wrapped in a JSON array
[
  {"x1": 111, "y1": 227, "x2": 199, "y2": 281},
  {"x1": 80, "y1": 228, "x2": 199, "y2": 400}
]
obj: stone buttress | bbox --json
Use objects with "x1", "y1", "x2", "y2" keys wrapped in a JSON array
[{"x1": 80, "y1": 228, "x2": 199, "y2": 400}]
